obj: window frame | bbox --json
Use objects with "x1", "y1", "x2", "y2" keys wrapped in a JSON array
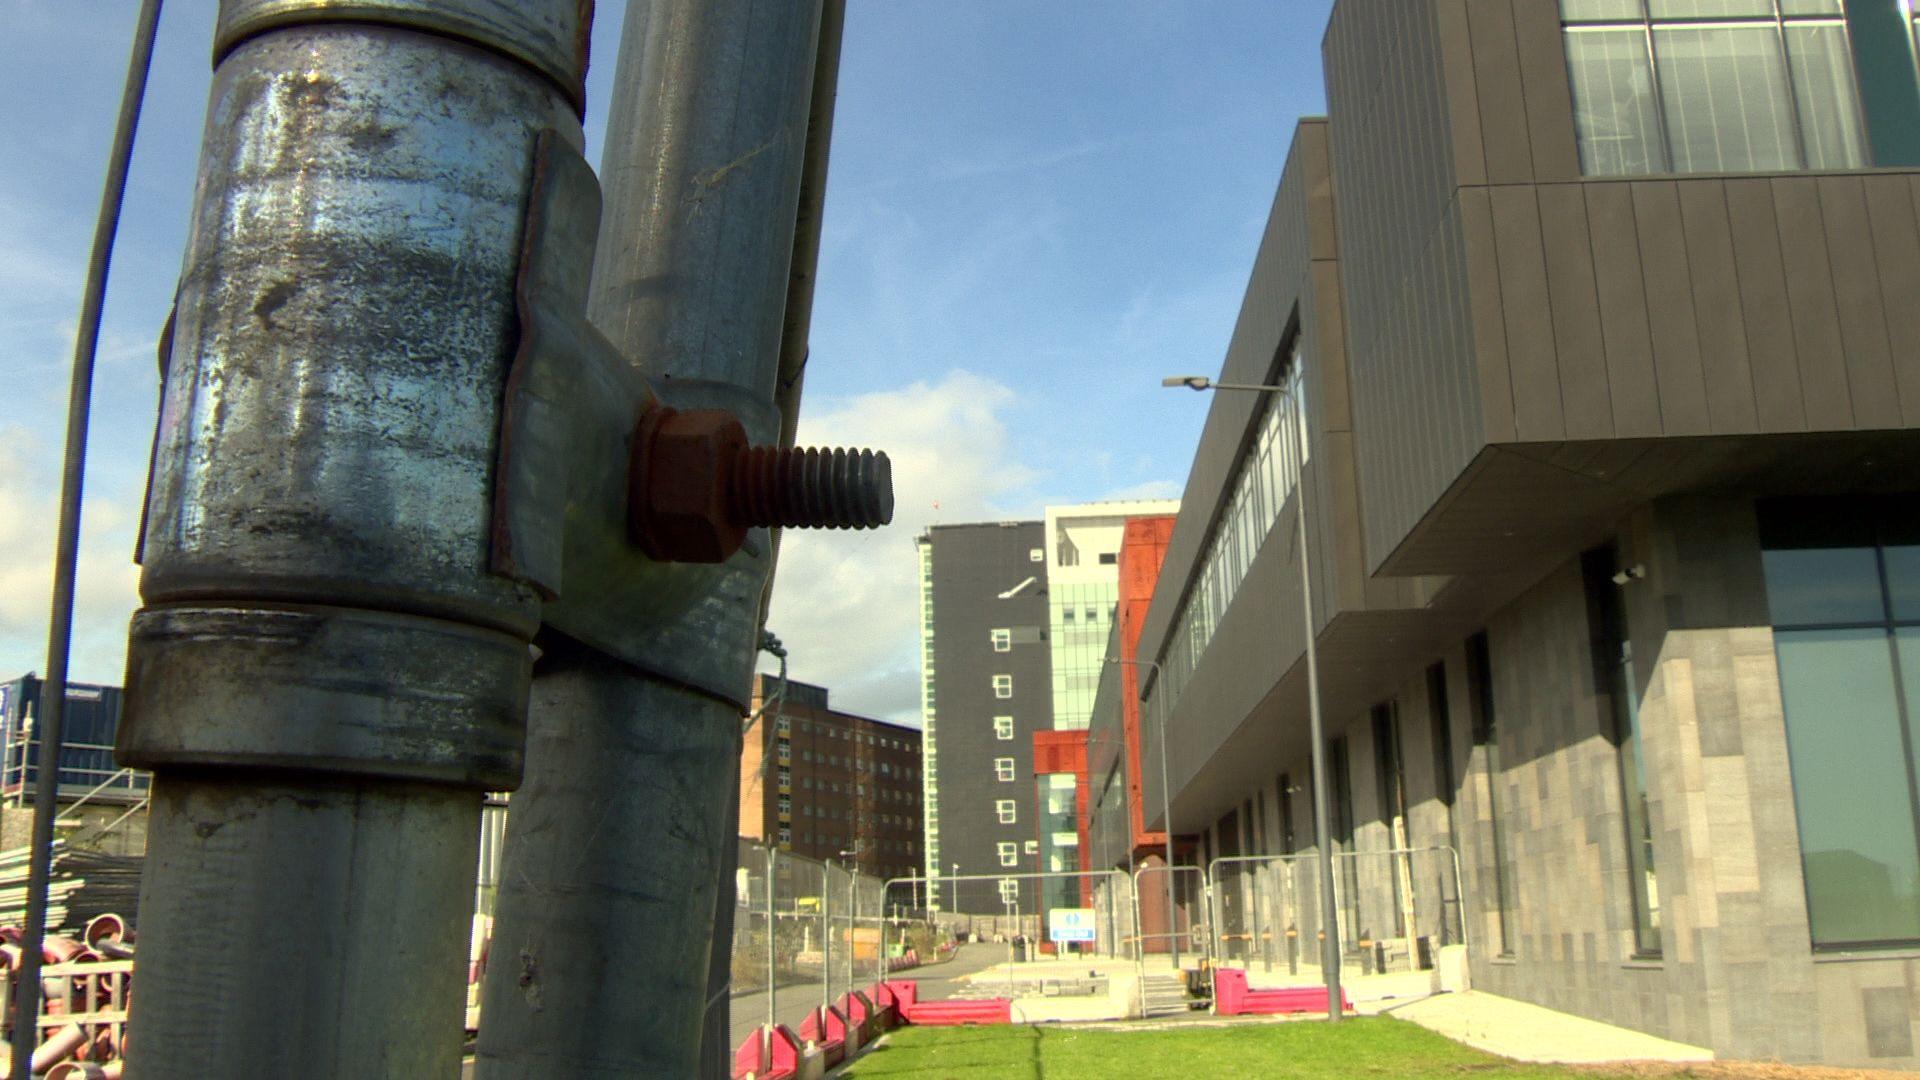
[
  {"x1": 995, "y1": 757, "x2": 1016, "y2": 782},
  {"x1": 996, "y1": 799, "x2": 1017, "y2": 824},
  {"x1": 1559, "y1": 0, "x2": 1871, "y2": 175},
  {"x1": 994, "y1": 715, "x2": 1015, "y2": 740},
  {"x1": 992, "y1": 674, "x2": 1013, "y2": 699},
  {"x1": 990, "y1": 628, "x2": 1012, "y2": 652}
]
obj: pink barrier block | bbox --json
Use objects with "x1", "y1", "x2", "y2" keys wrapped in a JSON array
[
  {"x1": 901, "y1": 998, "x2": 1012, "y2": 1026},
  {"x1": 766, "y1": 1025, "x2": 801, "y2": 1080},
  {"x1": 798, "y1": 1008, "x2": 846, "y2": 1066},
  {"x1": 732, "y1": 1029, "x2": 762, "y2": 1080},
  {"x1": 887, "y1": 980, "x2": 918, "y2": 1010},
  {"x1": 1213, "y1": 968, "x2": 1352, "y2": 1016}
]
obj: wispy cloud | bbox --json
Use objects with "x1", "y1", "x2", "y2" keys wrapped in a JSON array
[
  {"x1": 762, "y1": 370, "x2": 1041, "y2": 723},
  {"x1": 0, "y1": 426, "x2": 142, "y2": 685}
]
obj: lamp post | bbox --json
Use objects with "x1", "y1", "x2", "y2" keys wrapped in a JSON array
[
  {"x1": 1104, "y1": 656, "x2": 1181, "y2": 970},
  {"x1": 1162, "y1": 372, "x2": 1342, "y2": 1021}
]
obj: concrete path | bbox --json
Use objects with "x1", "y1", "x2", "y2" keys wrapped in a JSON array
[{"x1": 1386, "y1": 990, "x2": 1715, "y2": 1064}]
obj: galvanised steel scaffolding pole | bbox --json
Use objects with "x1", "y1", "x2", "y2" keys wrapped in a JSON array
[
  {"x1": 116, "y1": 2, "x2": 589, "y2": 1075},
  {"x1": 476, "y1": 3, "x2": 835, "y2": 1077}
]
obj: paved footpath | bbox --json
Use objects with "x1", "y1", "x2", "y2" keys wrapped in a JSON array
[{"x1": 1386, "y1": 990, "x2": 1714, "y2": 1064}]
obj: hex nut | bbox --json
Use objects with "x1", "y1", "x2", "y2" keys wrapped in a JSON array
[{"x1": 629, "y1": 406, "x2": 749, "y2": 563}]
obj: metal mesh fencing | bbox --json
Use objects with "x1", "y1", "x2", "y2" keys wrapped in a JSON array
[
  {"x1": 1208, "y1": 846, "x2": 1464, "y2": 978},
  {"x1": 728, "y1": 840, "x2": 926, "y2": 1047}
]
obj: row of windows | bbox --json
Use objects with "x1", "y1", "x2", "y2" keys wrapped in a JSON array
[
  {"x1": 789, "y1": 746, "x2": 919, "y2": 781},
  {"x1": 784, "y1": 722, "x2": 916, "y2": 752},
  {"x1": 1156, "y1": 349, "x2": 1308, "y2": 709},
  {"x1": 794, "y1": 776, "x2": 917, "y2": 802},
  {"x1": 785, "y1": 801, "x2": 917, "y2": 827}
]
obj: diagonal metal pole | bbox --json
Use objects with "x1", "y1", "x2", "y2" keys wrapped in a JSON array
[{"x1": 12, "y1": 4, "x2": 162, "y2": 1074}]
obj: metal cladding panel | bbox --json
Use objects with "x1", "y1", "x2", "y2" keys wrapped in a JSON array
[
  {"x1": 1323, "y1": 0, "x2": 1483, "y2": 579},
  {"x1": 923, "y1": 522, "x2": 1051, "y2": 910}
]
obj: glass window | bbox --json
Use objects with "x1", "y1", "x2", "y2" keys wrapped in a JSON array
[
  {"x1": 1762, "y1": 497, "x2": 1920, "y2": 949},
  {"x1": 995, "y1": 757, "x2": 1016, "y2": 782},
  {"x1": 1777, "y1": 628, "x2": 1920, "y2": 944},
  {"x1": 1785, "y1": 22, "x2": 1868, "y2": 168},
  {"x1": 992, "y1": 674, "x2": 1013, "y2": 699},
  {"x1": 997, "y1": 842, "x2": 1018, "y2": 867},
  {"x1": 1759, "y1": 503, "x2": 1882, "y2": 624},
  {"x1": 993, "y1": 716, "x2": 1015, "y2": 740},
  {"x1": 990, "y1": 628, "x2": 1011, "y2": 652},
  {"x1": 1562, "y1": 1, "x2": 1867, "y2": 174},
  {"x1": 1567, "y1": 28, "x2": 1667, "y2": 174},
  {"x1": 996, "y1": 799, "x2": 1017, "y2": 824},
  {"x1": 1656, "y1": 25, "x2": 1797, "y2": 172}
]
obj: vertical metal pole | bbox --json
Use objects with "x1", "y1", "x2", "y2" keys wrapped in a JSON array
[
  {"x1": 845, "y1": 863, "x2": 856, "y2": 997},
  {"x1": 13, "y1": 5, "x2": 161, "y2": 1074},
  {"x1": 822, "y1": 863, "x2": 832, "y2": 1016},
  {"x1": 120, "y1": 4, "x2": 587, "y2": 1075},
  {"x1": 765, "y1": 845, "x2": 777, "y2": 1064},
  {"x1": 475, "y1": 4, "x2": 830, "y2": 1078},
  {"x1": 1292, "y1": 386, "x2": 1343, "y2": 1020},
  {"x1": 1154, "y1": 677, "x2": 1180, "y2": 969}
]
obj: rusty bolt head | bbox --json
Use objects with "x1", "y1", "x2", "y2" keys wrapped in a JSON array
[{"x1": 629, "y1": 406, "x2": 749, "y2": 563}]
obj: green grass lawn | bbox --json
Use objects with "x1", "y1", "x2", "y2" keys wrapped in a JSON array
[{"x1": 840, "y1": 1017, "x2": 1648, "y2": 1078}]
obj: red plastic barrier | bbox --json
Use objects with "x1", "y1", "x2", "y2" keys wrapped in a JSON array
[
  {"x1": 729, "y1": 1025, "x2": 802, "y2": 1080},
  {"x1": 887, "y1": 981, "x2": 918, "y2": 1010},
  {"x1": 845, "y1": 990, "x2": 873, "y2": 1030},
  {"x1": 732, "y1": 1030, "x2": 760, "y2": 1079},
  {"x1": 1213, "y1": 968, "x2": 1351, "y2": 1016},
  {"x1": 901, "y1": 998, "x2": 1012, "y2": 1026}
]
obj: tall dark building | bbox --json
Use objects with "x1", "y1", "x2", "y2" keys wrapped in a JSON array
[{"x1": 917, "y1": 522, "x2": 1051, "y2": 914}]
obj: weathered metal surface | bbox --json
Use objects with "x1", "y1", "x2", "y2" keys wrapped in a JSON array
[
  {"x1": 137, "y1": 26, "x2": 573, "y2": 637},
  {"x1": 214, "y1": 0, "x2": 593, "y2": 115},
  {"x1": 130, "y1": 775, "x2": 481, "y2": 1077},
  {"x1": 123, "y1": 5, "x2": 582, "y2": 1074},
  {"x1": 627, "y1": 406, "x2": 750, "y2": 564},
  {"x1": 479, "y1": 1, "x2": 831, "y2": 1076},
  {"x1": 119, "y1": 604, "x2": 529, "y2": 787}
]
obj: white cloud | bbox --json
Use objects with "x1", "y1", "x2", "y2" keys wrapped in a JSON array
[
  {"x1": 0, "y1": 426, "x2": 143, "y2": 685},
  {"x1": 761, "y1": 370, "x2": 1038, "y2": 724}
]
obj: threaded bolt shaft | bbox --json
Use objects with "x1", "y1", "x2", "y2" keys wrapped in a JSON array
[{"x1": 730, "y1": 446, "x2": 894, "y2": 530}]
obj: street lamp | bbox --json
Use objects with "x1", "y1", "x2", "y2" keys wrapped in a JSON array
[
  {"x1": 1163, "y1": 370, "x2": 1342, "y2": 1021},
  {"x1": 1104, "y1": 656, "x2": 1181, "y2": 970}
]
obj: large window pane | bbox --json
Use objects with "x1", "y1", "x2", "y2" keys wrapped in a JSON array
[
  {"x1": 1759, "y1": 501, "x2": 1883, "y2": 624},
  {"x1": 1778, "y1": 628, "x2": 1920, "y2": 946},
  {"x1": 1650, "y1": 0, "x2": 1771, "y2": 14},
  {"x1": 1762, "y1": 546, "x2": 1885, "y2": 623},
  {"x1": 1563, "y1": 0, "x2": 1645, "y2": 19},
  {"x1": 1654, "y1": 26, "x2": 1798, "y2": 171},
  {"x1": 1884, "y1": 503, "x2": 1920, "y2": 622},
  {"x1": 1785, "y1": 23, "x2": 1868, "y2": 169},
  {"x1": 1567, "y1": 29, "x2": 1668, "y2": 174}
]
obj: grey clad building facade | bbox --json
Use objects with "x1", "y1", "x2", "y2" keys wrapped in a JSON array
[
  {"x1": 918, "y1": 522, "x2": 1052, "y2": 913},
  {"x1": 1087, "y1": 1, "x2": 1920, "y2": 1067}
]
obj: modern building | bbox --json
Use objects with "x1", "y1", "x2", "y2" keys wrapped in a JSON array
[
  {"x1": 1087, "y1": 0, "x2": 1920, "y2": 1068},
  {"x1": 1034, "y1": 501, "x2": 1177, "y2": 915},
  {"x1": 739, "y1": 674, "x2": 922, "y2": 882},
  {"x1": 917, "y1": 521, "x2": 1051, "y2": 913},
  {"x1": 0, "y1": 675, "x2": 148, "y2": 854}
]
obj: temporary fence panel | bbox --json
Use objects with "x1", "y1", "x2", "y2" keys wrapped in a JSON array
[{"x1": 1207, "y1": 846, "x2": 1465, "y2": 978}]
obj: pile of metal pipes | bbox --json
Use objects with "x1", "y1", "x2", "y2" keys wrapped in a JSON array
[
  {"x1": 0, "y1": 848, "x2": 140, "y2": 934},
  {"x1": 0, "y1": 914, "x2": 131, "y2": 1077}
]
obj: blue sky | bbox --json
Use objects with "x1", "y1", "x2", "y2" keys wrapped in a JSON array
[{"x1": 0, "y1": 0, "x2": 1332, "y2": 721}]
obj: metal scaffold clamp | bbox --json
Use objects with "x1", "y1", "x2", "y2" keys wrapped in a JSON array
[{"x1": 491, "y1": 132, "x2": 892, "y2": 659}]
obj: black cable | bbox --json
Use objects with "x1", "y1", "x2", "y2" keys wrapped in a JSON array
[{"x1": 11, "y1": 4, "x2": 164, "y2": 1076}]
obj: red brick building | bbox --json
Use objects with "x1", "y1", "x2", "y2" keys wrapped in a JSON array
[{"x1": 740, "y1": 675, "x2": 922, "y2": 881}]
